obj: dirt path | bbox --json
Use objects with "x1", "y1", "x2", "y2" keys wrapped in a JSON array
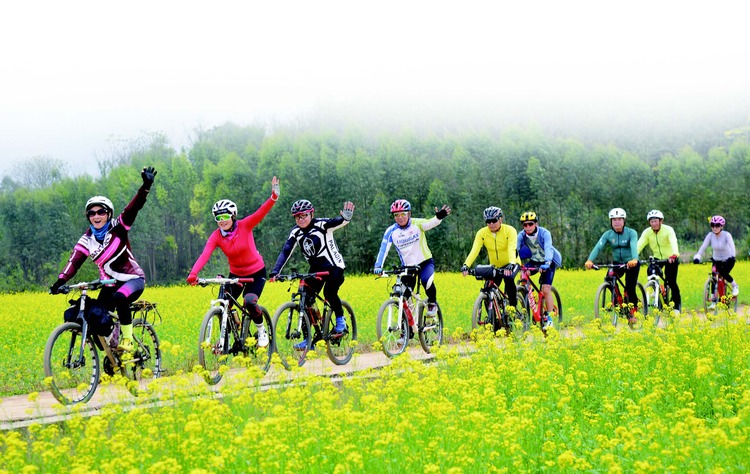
[{"x1": 0, "y1": 344, "x2": 439, "y2": 429}]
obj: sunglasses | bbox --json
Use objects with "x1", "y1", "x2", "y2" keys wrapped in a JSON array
[
  {"x1": 214, "y1": 214, "x2": 232, "y2": 222},
  {"x1": 87, "y1": 208, "x2": 108, "y2": 217},
  {"x1": 393, "y1": 212, "x2": 409, "y2": 218},
  {"x1": 522, "y1": 222, "x2": 535, "y2": 227},
  {"x1": 710, "y1": 223, "x2": 722, "y2": 228},
  {"x1": 294, "y1": 213, "x2": 311, "y2": 221},
  {"x1": 485, "y1": 219, "x2": 499, "y2": 224}
]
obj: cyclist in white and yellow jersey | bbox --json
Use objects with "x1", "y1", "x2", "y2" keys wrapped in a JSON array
[
  {"x1": 460, "y1": 206, "x2": 520, "y2": 307},
  {"x1": 374, "y1": 199, "x2": 452, "y2": 317}
]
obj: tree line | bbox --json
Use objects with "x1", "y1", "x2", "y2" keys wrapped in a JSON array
[{"x1": 1, "y1": 121, "x2": 749, "y2": 292}]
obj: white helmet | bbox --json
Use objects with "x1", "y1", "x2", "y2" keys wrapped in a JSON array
[
  {"x1": 608, "y1": 208, "x2": 627, "y2": 219},
  {"x1": 646, "y1": 209, "x2": 664, "y2": 221},
  {"x1": 212, "y1": 199, "x2": 238, "y2": 217},
  {"x1": 85, "y1": 196, "x2": 114, "y2": 215}
]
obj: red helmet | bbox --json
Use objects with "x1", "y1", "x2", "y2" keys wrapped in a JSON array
[{"x1": 390, "y1": 199, "x2": 411, "y2": 214}]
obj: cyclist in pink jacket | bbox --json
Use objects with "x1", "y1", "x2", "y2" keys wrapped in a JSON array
[{"x1": 187, "y1": 176, "x2": 280, "y2": 347}]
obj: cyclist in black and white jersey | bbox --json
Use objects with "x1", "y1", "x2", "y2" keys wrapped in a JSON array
[{"x1": 270, "y1": 199, "x2": 355, "y2": 348}]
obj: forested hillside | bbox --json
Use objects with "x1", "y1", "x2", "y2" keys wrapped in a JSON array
[{"x1": 1, "y1": 120, "x2": 749, "y2": 292}]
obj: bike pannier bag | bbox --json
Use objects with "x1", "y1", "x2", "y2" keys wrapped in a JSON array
[
  {"x1": 86, "y1": 298, "x2": 114, "y2": 337},
  {"x1": 64, "y1": 298, "x2": 84, "y2": 324}
]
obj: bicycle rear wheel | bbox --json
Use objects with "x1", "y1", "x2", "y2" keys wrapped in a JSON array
[
  {"x1": 241, "y1": 306, "x2": 274, "y2": 373},
  {"x1": 272, "y1": 302, "x2": 312, "y2": 370},
  {"x1": 125, "y1": 318, "x2": 162, "y2": 392},
  {"x1": 418, "y1": 301, "x2": 443, "y2": 353},
  {"x1": 376, "y1": 298, "x2": 409, "y2": 358},
  {"x1": 322, "y1": 301, "x2": 357, "y2": 365},
  {"x1": 594, "y1": 283, "x2": 617, "y2": 326},
  {"x1": 44, "y1": 322, "x2": 100, "y2": 405}
]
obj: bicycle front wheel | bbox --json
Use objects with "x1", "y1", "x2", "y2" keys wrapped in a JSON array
[
  {"x1": 321, "y1": 301, "x2": 357, "y2": 365},
  {"x1": 44, "y1": 322, "x2": 100, "y2": 405},
  {"x1": 594, "y1": 283, "x2": 617, "y2": 326},
  {"x1": 635, "y1": 282, "x2": 648, "y2": 317},
  {"x1": 418, "y1": 301, "x2": 443, "y2": 353},
  {"x1": 515, "y1": 286, "x2": 531, "y2": 332},
  {"x1": 272, "y1": 302, "x2": 312, "y2": 370},
  {"x1": 125, "y1": 318, "x2": 162, "y2": 390},
  {"x1": 376, "y1": 298, "x2": 408, "y2": 358},
  {"x1": 198, "y1": 306, "x2": 233, "y2": 385},
  {"x1": 550, "y1": 286, "x2": 563, "y2": 324},
  {"x1": 241, "y1": 306, "x2": 274, "y2": 373}
]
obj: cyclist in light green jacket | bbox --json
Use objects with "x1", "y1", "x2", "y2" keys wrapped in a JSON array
[{"x1": 637, "y1": 209, "x2": 681, "y2": 313}]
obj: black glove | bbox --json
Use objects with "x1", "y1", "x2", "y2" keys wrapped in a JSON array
[
  {"x1": 50, "y1": 278, "x2": 66, "y2": 294},
  {"x1": 435, "y1": 207, "x2": 450, "y2": 220},
  {"x1": 141, "y1": 166, "x2": 157, "y2": 189},
  {"x1": 693, "y1": 258, "x2": 700, "y2": 264},
  {"x1": 460, "y1": 264, "x2": 469, "y2": 273}
]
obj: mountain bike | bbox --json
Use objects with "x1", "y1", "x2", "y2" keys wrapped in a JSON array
[
  {"x1": 701, "y1": 260, "x2": 739, "y2": 315},
  {"x1": 469, "y1": 264, "x2": 521, "y2": 336},
  {"x1": 196, "y1": 276, "x2": 273, "y2": 384},
  {"x1": 641, "y1": 257, "x2": 672, "y2": 326},
  {"x1": 516, "y1": 264, "x2": 562, "y2": 333},
  {"x1": 376, "y1": 265, "x2": 443, "y2": 357},
  {"x1": 271, "y1": 270, "x2": 357, "y2": 369},
  {"x1": 592, "y1": 263, "x2": 648, "y2": 328},
  {"x1": 45, "y1": 278, "x2": 163, "y2": 405}
]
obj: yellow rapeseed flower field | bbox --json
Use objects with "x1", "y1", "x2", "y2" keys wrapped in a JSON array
[{"x1": 1, "y1": 263, "x2": 749, "y2": 472}]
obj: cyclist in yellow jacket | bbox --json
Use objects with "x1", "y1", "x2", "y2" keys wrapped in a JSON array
[
  {"x1": 461, "y1": 207, "x2": 520, "y2": 307},
  {"x1": 637, "y1": 209, "x2": 681, "y2": 313}
]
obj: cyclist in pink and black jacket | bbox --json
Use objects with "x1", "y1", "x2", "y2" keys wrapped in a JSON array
[
  {"x1": 186, "y1": 176, "x2": 280, "y2": 348},
  {"x1": 50, "y1": 166, "x2": 157, "y2": 352}
]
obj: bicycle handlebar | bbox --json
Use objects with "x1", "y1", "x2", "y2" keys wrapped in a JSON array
[
  {"x1": 57, "y1": 278, "x2": 117, "y2": 294},
  {"x1": 377, "y1": 265, "x2": 421, "y2": 278},
  {"x1": 590, "y1": 263, "x2": 628, "y2": 271},
  {"x1": 197, "y1": 277, "x2": 254, "y2": 287},
  {"x1": 272, "y1": 271, "x2": 329, "y2": 282},
  {"x1": 639, "y1": 257, "x2": 669, "y2": 265}
]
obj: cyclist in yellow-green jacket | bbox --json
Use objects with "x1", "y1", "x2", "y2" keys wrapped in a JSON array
[
  {"x1": 637, "y1": 209, "x2": 681, "y2": 313},
  {"x1": 461, "y1": 207, "x2": 520, "y2": 307}
]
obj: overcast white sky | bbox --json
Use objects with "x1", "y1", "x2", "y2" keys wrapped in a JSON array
[{"x1": 1, "y1": 0, "x2": 749, "y2": 177}]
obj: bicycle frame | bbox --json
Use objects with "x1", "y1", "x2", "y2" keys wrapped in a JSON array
[
  {"x1": 469, "y1": 265, "x2": 513, "y2": 333},
  {"x1": 592, "y1": 263, "x2": 646, "y2": 325},
  {"x1": 703, "y1": 260, "x2": 738, "y2": 314},
  {"x1": 272, "y1": 269, "x2": 357, "y2": 368},
  {"x1": 46, "y1": 278, "x2": 162, "y2": 404},
  {"x1": 376, "y1": 265, "x2": 442, "y2": 357},
  {"x1": 518, "y1": 267, "x2": 543, "y2": 323},
  {"x1": 200, "y1": 277, "x2": 254, "y2": 354}
]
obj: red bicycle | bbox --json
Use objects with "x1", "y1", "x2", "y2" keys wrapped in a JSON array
[
  {"x1": 516, "y1": 265, "x2": 562, "y2": 332},
  {"x1": 701, "y1": 260, "x2": 739, "y2": 314}
]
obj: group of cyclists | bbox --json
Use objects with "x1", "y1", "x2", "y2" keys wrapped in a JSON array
[{"x1": 49, "y1": 166, "x2": 740, "y2": 354}]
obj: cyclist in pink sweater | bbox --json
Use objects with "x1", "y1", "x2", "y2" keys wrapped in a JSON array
[{"x1": 187, "y1": 176, "x2": 280, "y2": 347}]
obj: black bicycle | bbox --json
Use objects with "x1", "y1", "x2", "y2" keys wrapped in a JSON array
[
  {"x1": 45, "y1": 279, "x2": 162, "y2": 404},
  {"x1": 196, "y1": 276, "x2": 273, "y2": 384},
  {"x1": 470, "y1": 264, "x2": 522, "y2": 335},
  {"x1": 271, "y1": 270, "x2": 357, "y2": 369}
]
